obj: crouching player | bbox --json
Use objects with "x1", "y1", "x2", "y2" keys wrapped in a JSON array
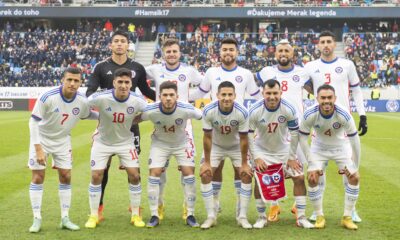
[
  {"x1": 299, "y1": 84, "x2": 361, "y2": 230},
  {"x1": 28, "y1": 67, "x2": 95, "y2": 233},
  {"x1": 85, "y1": 68, "x2": 147, "y2": 228}
]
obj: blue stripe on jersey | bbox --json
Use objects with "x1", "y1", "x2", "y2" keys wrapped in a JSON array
[
  {"x1": 347, "y1": 131, "x2": 358, "y2": 137},
  {"x1": 299, "y1": 130, "x2": 310, "y2": 135},
  {"x1": 304, "y1": 106, "x2": 319, "y2": 120},
  {"x1": 250, "y1": 89, "x2": 261, "y2": 96},
  {"x1": 234, "y1": 102, "x2": 248, "y2": 118},
  {"x1": 249, "y1": 100, "x2": 264, "y2": 115},
  {"x1": 350, "y1": 82, "x2": 360, "y2": 88},
  {"x1": 281, "y1": 99, "x2": 296, "y2": 116},
  {"x1": 256, "y1": 72, "x2": 264, "y2": 85},
  {"x1": 129, "y1": 91, "x2": 141, "y2": 97},
  {"x1": 199, "y1": 86, "x2": 209, "y2": 93},
  {"x1": 92, "y1": 89, "x2": 113, "y2": 98},
  {"x1": 177, "y1": 102, "x2": 195, "y2": 110},
  {"x1": 143, "y1": 103, "x2": 159, "y2": 112},
  {"x1": 31, "y1": 114, "x2": 42, "y2": 121},
  {"x1": 203, "y1": 102, "x2": 218, "y2": 116},
  {"x1": 40, "y1": 88, "x2": 60, "y2": 102},
  {"x1": 335, "y1": 106, "x2": 351, "y2": 121}
]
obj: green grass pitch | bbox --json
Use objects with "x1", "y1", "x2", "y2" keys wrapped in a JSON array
[{"x1": 0, "y1": 112, "x2": 399, "y2": 240}]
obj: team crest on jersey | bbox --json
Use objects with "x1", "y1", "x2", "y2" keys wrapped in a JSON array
[
  {"x1": 272, "y1": 173, "x2": 281, "y2": 183},
  {"x1": 131, "y1": 70, "x2": 136, "y2": 78},
  {"x1": 72, "y1": 107, "x2": 80, "y2": 115},
  {"x1": 332, "y1": 122, "x2": 341, "y2": 129},
  {"x1": 235, "y1": 76, "x2": 243, "y2": 83},
  {"x1": 292, "y1": 75, "x2": 300, "y2": 82},
  {"x1": 29, "y1": 159, "x2": 35, "y2": 166},
  {"x1": 335, "y1": 67, "x2": 343, "y2": 73},
  {"x1": 230, "y1": 120, "x2": 239, "y2": 126},
  {"x1": 178, "y1": 74, "x2": 186, "y2": 82},
  {"x1": 175, "y1": 118, "x2": 184, "y2": 125},
  {"x1": 127, "y1": 107, "x2": 135, "y2": 114},
  {"x1": 386, "y1": 100, "x2": 399, "y2": 112},
  {"x1": 278, "y1": 115, "x2": 286, "y2": 123},
  {"x1": 262, "y1": 175, "x2": 271, "y2": 185},
  {"x1": 91, "y1": 160, "x2": 95, "y2": 167}
]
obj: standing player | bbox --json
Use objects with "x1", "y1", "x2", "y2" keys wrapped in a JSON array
[
  {"x1": 304, "y1": 31, "x2": 367, "y2": 222},
  {"x1": 299, "y1": 84, "x2": 361, "y2": 230},
  {"x1": 28, "y1": 67, "x2": 93, "y2": 233},
  {"x1": 200, "y1": 81, "x2": 253, "y2": 229},
  {"x1": 140, "y1": 81, "x2": 202, "y2": 228},
  {"x1": 146, "y1": 38, "x2": 203, "y2": 220},
  {"x1": 86, "y1": 30, "x2": 155, "y2": 221},
  {"x1": 248, "y1": 79, "x2": 314, "y2": 229},
  {"x1": 255, "y1": 40, "x2": 310, "y2": 222},
  {"x1": 191, "y1": 38, "x2": 261, "y2": 217},
  {"x1": 85, "y1": 68, "x2": 147, "y2": 229}
]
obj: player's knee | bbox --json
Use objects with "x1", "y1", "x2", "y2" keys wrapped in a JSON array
[
  {"x1": 31, "y1": 171, "x2": 45, "y2": 184},
  {"x1": 241, "y1": 175, "x2": 252, "y2": 184},
  {"x1": 307, "y1": 172, "x2": 318, "y2": 186},
  {"x1": 348, "y1": 172, "x2": 360, "y2": 185},
  {"x1": 292, "y1": 175, "x2": 305, "y2": 186},
  {"x1": 59, "y1": 170, "x2": 71, "y2": 184},
  {"x1": 91, "y1": 171, "x2": 104, "y2": 184},
  {"x1": 201, "y1": 175, "x2": 212, "y2": 184}
]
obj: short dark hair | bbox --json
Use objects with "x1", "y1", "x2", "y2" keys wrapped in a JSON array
[
  {"x1": 111, "y1": 30, "x2": 129, "y2": 42},
  {"x1": 263, "y1": 79, "x2": 280, "y2": 89},
  {"x1": 319, "y1": 31, "x2": 336, "y2": 41},
  {"x1": 162, "y1": 38, "x2": 180, "y2": 49},
  {"x1": 160, "y1": 81, "x2": 177, "y2": 93},
  {"x1": 218, "y1": 81, "x2": 235, "y2": 92},
  {"x1": 317, "y1": 84, "x2": 335, "y2": 94},
  {"x1": 221, "y1": 37, "x2": 238, "y2": 48},
  {"x1": 63, "y1": 67, "x2": 82, "y2": 78},
  {"x1": 114, "y1": 68, "x2": 132, "y2": 79}
]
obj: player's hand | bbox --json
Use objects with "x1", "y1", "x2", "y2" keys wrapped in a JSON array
[
  {"x1": 36, "y1": 149, "x2": 46, "y2": 166},
  {"x1": 240, "y1": 163, "x2": 253, "y2": 178},
  {"x1": 358, "y1": 115, "x2": 367, "y2": 136},
  {"x1": 200, "y1": 163, "x2": 212, "y2": 178},
  {"x1": 287, "y1": 159, "x2": 302, "y2": 174},
  {"x1": 255, "y1": 158, "x2": 267, "y2": 172}
]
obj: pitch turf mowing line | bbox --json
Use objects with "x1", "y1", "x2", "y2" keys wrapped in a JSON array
[{"x1": 371, "y1": 113, "x2": 400, "y2": 120}]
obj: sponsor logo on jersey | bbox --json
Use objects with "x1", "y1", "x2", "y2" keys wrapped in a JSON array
[
  {"x1": 72, "y1": 107, "x2": 80, "y2": 115},
  {"x1": 332, "y1": 122, "x2": 341, "y2": 129},
  {"x1": 262, "y1": 175, "x2": 271, "y2": 185},
  {"x1": 91, "y1": 160, "x2": 95, "y2": 167},
  {"x1": 54, "y1": 108, "x2": 59, "y2": 112},
  {"x1": 178, "y1": 74, "x2": 186, "y2": 82},
  {"x1": 315, "y1": 69, "x2": 320, "y2": 73},
  {"x1": 127, "y1": 107, "x2": 135, "y2": 114},
  {"x1": 259, "y1": 119, "x2": 266, "y2": 123},
  {"x1": 314, "y1": 124, "x2": 320, "y2": 129},
  {"x1": 175, "y1": 118, "x2": 184, "y2": 125},
  {"x1": 148, "y1": 158, "x2": 152, "y2": 165},
  {"x1": 156, "y1": 121, "x2": 161, "y2": 124},
  {"x1": 106, "y1": 107, "x2": 112, "y2": 112},
  {"x1": 278, "y1": 115, "x2": 286, "y2": 123},
  {"x1": 216, "y1": 77, "x2": 221, "y2": 81},
  {"x1": 230, "y1": 120, "x2": 239, "y2": 126},
  {"x1": 235, "y1": 76, "x2": 243, "y2": 83},
  {"x1": 335, "y1": 67, "x2": 343, "y2": 73},
  {"x1": 131, "y1": 70, "x2": 136, "y2": 78},
  {"x1": 107, "y1": 71, "x2": 112, "y2": 75},
  {"x1": 292, "y1": 75, "x2": 300, "y2": 82},
  {"x1": 272, "y1": 173, "x2": 281, "y2": 183},
  {"x1": 160, "y1": 74, "x2": 165, "y2": 78},
  {"x1": 213, "y1": 121, "x2": 219, "y2": 126},
  {"x1": 386, "y1": 100, "x2": 399, "y2": 112}
]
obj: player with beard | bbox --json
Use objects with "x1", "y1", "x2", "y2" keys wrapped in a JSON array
[
  {"x1": 145, "y1": 38, "x2": 203, "y2": 221},
  {"x1": 85, "y1": 30, "x2": 156, "y2": 221},
  {"x1": 191, "y1": 38, "x2": 261, "y2": 220},
  {"x1": 255, "y1": 40, "x2": 311, "y2": 223},
  {"x1": 303, "y1": 31, "x2": 366, "y2": 223}
]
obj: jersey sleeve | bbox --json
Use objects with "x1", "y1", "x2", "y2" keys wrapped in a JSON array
[
  {"x1": 31, "y1": 97, "x2": 46, "y2": 121},
  {"x1": 86, "y1": 63, "x2": 101, "y2": 97},
  {"x1": 344, "y1": 115, "x2": 358, "y2": 137},
  {"x1": 299, "y1": 114, "x2": 312, "y2": 135},
  {"x1": 136, "y1": 64, "x2": 156, "y2": 101},
  {"x1": 80, "y1": 99, "x2": 91, "y2": 119},
  {"x1": 88, "y1": 94, "x2": 100, "y2": 108},
  {"x1": 145, "y1": 65, "x2": 156, "y2": 80},
  {"x1": 187, "y1": 106, "x2": 203, "y2": 120},
  {"x1": 137, "y1": 97, "x2": 148, "y2": 113},
  {"x1": 347, "y1": 60, "x2": 361, "y2": 87},
  {"x1": 198, "y1": 69, "x2": 211, "y2": 93},
  {"x1": 246, "y1": 71, "x2": 261, "y2": 97},
  {"x1": 202, "y1": 111, "x2": 212, "y2": 131},
  {"x1": 238, "y1": 111, "x2": 249, "y2": 134},
  {"x1": 285, "y1": 103, "x2": 299, "y2": 130},
  {"x1": 255, "y1": 67, "x2": 270, "y2": 84},
  {"x1": 248, "y1": 109, "x2": 257, "y2": 132},
  {"x1": 189, "y1": 67, "x2": 204, "y2": 85}
]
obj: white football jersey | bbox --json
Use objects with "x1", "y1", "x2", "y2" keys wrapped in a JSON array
[
  {"x1": 146, "y1": 63, "x2": 203, "y2": 102},
  {"x1": 249, "y1": 99, "x2": 299, "y2": 155},
  {"x1": 141, "y1": 101, "x2": 202, "y2": 147},
  {"x1": 88, "y1": 89, "x2": 147, "y2": 145},
  {"x1": 256, "y1": 65, "x2": 309, "y2": 115},
  {"x1": 202, "y1": 100, "x2": 249, "y2": 149},
  {"x1": 299, "y1": 104, "x2": 358, "y2": 149},
  {"x1": 31, "y1": 86, "x2": 90, "y2": 143},
  {"x1": 304, "y1": 58, "x2": 360, "y2": 111},
  {"x1": 198, "y1": 65, "x2": 261, "y2": 105}
]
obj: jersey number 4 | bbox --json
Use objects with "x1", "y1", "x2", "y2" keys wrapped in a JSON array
[{"x1": 324, "y1": 129, "x2": 332, "y2": 136}]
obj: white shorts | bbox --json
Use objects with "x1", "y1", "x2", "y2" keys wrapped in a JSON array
[
  {"x1": 200, "y1": 144, "x2": 243, "y2": 168},
  {"x1": 28, "y1": 137, "x2": 72, "y2": 170},
  {"x1": 308, "y1": 145, "x2": 357, "y2": 175},
  {"x1": 148, "y1": 143, "x2": 195, "y2": 169},
  {"x1": 90, "y1": 140, "x2": 139, "y2": 170},
  {"x1": 253, "y1": 146, "x2": 303, "y2": 178}
]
